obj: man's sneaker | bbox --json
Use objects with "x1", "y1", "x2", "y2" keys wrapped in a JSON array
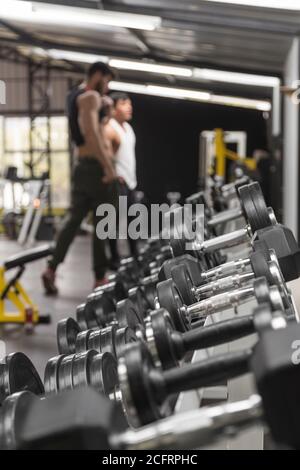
[{"x1": 42, "y1": 267, "x2": 58, "y2": 296}]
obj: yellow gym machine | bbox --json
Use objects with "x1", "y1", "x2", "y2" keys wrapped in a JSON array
[
  {"x1": 0, "y1": 245, "x2": 52, "y2": 326},
  {"x1": 214, "y1": 128, "x2": 257, "y2": 179}
]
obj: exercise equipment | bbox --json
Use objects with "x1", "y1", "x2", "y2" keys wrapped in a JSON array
[
  {"x1": 168, "y1": 183, "x2": 274, "y2": 258},
  {"x1": 2, "y1": 312, "x2": 300, "y2": 451},
  {"x1": 170, "y1": 248, "x2": 272, "y2": 305},
  {"x1": 0, "y1": 244, "x2": 52, "y2": 326},
  {"x1": 57, "y1": 317, "x2": 136, "y2": 357},
  {"x1": 157, "y1": 276, "x2": 285, "y2": 332},
  {"x1": 1, "y1": 170, "x2": 299, "y2": 452},
  {"x1": 118, "y1": 313, "x2": 295, "y2": 428},
  {"x1": 170, "y1": 250, "x2": 293, "y2": 313},
  {"x1": 51, "y1": 299, "x2": 293, "y2": 430},
  {"x1": 159, "y1": 230, "x2": 299, "y2": 291},
  {"x1": 0, "y1": 352, "x2": 44, "y2": 405},
  {"x1": 44, "y1": 350, "x2": 118, "y2": 397},
  {"x1": 144, "y1": 305, "x2": 282, "y2": 370}
]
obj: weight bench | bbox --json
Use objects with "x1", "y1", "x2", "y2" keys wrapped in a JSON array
[{"x1": 0, "y1": 244, "x2": 53, "y2": 326}]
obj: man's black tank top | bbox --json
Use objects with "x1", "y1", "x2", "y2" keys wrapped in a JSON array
[
  {"x1": 67, "y1": 87, "x2": 86, "y2": 147},
  {"x1": 67, "y1": 87, "x2": 105, "y2": 147}
]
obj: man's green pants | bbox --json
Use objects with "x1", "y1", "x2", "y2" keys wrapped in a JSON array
[{"x1": 49, "y1": 158, "x2": 117, "y2": 279}]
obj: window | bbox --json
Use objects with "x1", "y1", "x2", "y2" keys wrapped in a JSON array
[{"x1": 0, "y1": 115, "x2": 70, "y2": 209}]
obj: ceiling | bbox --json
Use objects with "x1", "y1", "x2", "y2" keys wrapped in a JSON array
[{"x1": 0, "y1": 0, "x2": 299, "y2": 100}]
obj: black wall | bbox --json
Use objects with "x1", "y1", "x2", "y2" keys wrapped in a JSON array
[{"x1": 130, "y1": 94, "x2": 268, "y2": 203}]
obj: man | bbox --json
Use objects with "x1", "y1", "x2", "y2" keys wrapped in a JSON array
[
  {"x1": 104, "y1": 92, "x2": 137, "y2": 267},
  {"x1": 42, "y1": 62, "x2": 117, "y2": 295}
]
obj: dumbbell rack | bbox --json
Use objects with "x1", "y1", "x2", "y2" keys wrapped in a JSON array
[{"x1": 173, "y1": 228, "x2": 265, "y2": 450}]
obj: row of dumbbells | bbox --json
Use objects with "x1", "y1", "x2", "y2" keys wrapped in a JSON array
[
  {"x1": 1, "y1": 177, "x2": 300, "y2": 449},
  {"x1": 79, "y1": 172, "x2": 258, "y2": 315},
  {"x1": 86, "y1": 178, "x2": 300, "y2": 323},
  {"x1": 0, "y1": 300, "x2": 299, "y2": 450},
  {"x1": 55, "y1": 179, "x2": 299, "y2": 347}
]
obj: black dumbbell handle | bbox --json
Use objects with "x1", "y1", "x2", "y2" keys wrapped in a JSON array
[
  {"x1": 163, "y1": 349, "x2": 252, "y2": 395},
  {"x1": 180, "y1": 315, "x2": 255, "y2": 352}
]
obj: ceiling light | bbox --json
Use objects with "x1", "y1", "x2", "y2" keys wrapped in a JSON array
[
  {"x1": 33, "y1": 48, "x2": 192, "y2": 78},
  {"x1": 146, "y1": 85, "x2": 211, "y2": 101},
  {"x1": 203, "y1": 0, "x2": 300, "y2": 11},
  {"x1": 0, "y1": 1, "x2": 162, "y2": 31},
  {"x1": 108, "y1": 59, "x2": 193, "y2": 78},
  {"x1": 211, "y1": 95, "x2": 271, "y2": 111},
  {"x1": 109, "y1": 81, "x2": 271, "y2": 111},
  {"x1": 193, "y1": 69, "x2": 280, "y2": 87},
  {"x1": 30, "y1": 48, "x2": 279, "y2": 89},
  {"x1": 0, "y1": 0, "x2": 33, "y2": 15},
  {"x1": 109, "y1": 81, "x2": 211, "y2": 101},
  {"x1": 48, "y1": 49, "x2": 109, "y2": 64},
  {"x1": 109, "y1": 82, "x2": 149, "y2": 94}
]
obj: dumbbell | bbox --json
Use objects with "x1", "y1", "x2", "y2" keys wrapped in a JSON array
[
  {"x1": 75, "y1": 285, "x2": 144, "y2": 331},
  {"x1": 75, "y1": 325, "x2": 137, "y2": 358},
  {"x1": 58, "y1": 300, "x2": 255, "y2": 361},
  {"x1": 157, "y1": 241, "x2": 264, "y2": 284},
  {"x1": 0, "y1": 388, "x2": 128, "y2": 450},
  {"x1": 189, "y1": 222, "x2": 300, "y2": 286},
  {"x1": 170, "y1": 247, "x2": 271, "y2": 304},
  {"x1": 219, "y1": 173, "x2": 251, "y2": 198},
  {"x1": 127, "y1": 285, "x2": 153, "y2": 319},
  {"x1": 44, "y1": 350, "x2": 118, "y2": 399},
  {"x1": 57, "y1": 317, "x2": 137, "y2": 357},
  {"x1": 93, "y1": 276, "x2": 128, "y2": 304},
  {"x1": 159, "y1": 221, "x2": 300, "y2": 289},
  {"x1": 3, "y1": 316, "x2": 300, "y2": 450},
  {"x1": 58, "y1": 295, "x2": 144, "y2": 355},
  {"x1": 2, "y1": 363, "x2": 298, "y2": 451},
  {"x1": 186, "y1": 189, "x2": 244, "y2": 230},
  {"x1": 168, "y1": 183, "x2": 274, "y2": 258},
  {"x1": 186, "y1": 172, "x2": 250, "y2": 211},
  {"x1": 117, "y1": 311, "x2": 293, "y2": 427},
  {"x1": 88, "y1": 270, "x2": 163, "y2": 325},
  {"x1": 156, "y1": 276, "x2": 285, "y2": 332},
  {"x1": 0, "y1": 390, "x2": 285, "y2": 449},
  {"x1": 57, "y1": 300, "x2": 269, "y2": 368},
  {"x1": 173, "y1": 190, "x2": 300, "y2": 284},
  {"x1": 94, "y1": 245, "x2": 172, "y2": 308},
  {"x1": 45, "y1": 341, "x2": 249, "y2": 427},
  {"x1": 0, "y1": 353, "x2": 44, "y2": 406},
  {"x1": 0, "y1": 388, "x2": 126, "y2": 450},
  {"x1": 50, "y1": 304, "x2": 287, "y2": 428},
  {"x1": 76, "y1": 267, "x2": 170, "y2": 333},
  {"x1": 74, "y1": 265, "x2": 289, "y2": 339},
  {"x1": 225, "y1": 224, "x2": 300, "y2": 285},
  {"x1": 170, "y1": 250, "x2": 293, "y2": 313},
  {"x1": 93, "y1": 262, "x2": 151, "y2": 306},
  {"x1": 139, "y1": 239, "x2": 172, "y2": 273},
  {"x1": 145, "y1": 305, "x2": 291, "y2": 370},
  {"x1": 0, "y1": 349, "x2": 118, "y2": 416}
]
